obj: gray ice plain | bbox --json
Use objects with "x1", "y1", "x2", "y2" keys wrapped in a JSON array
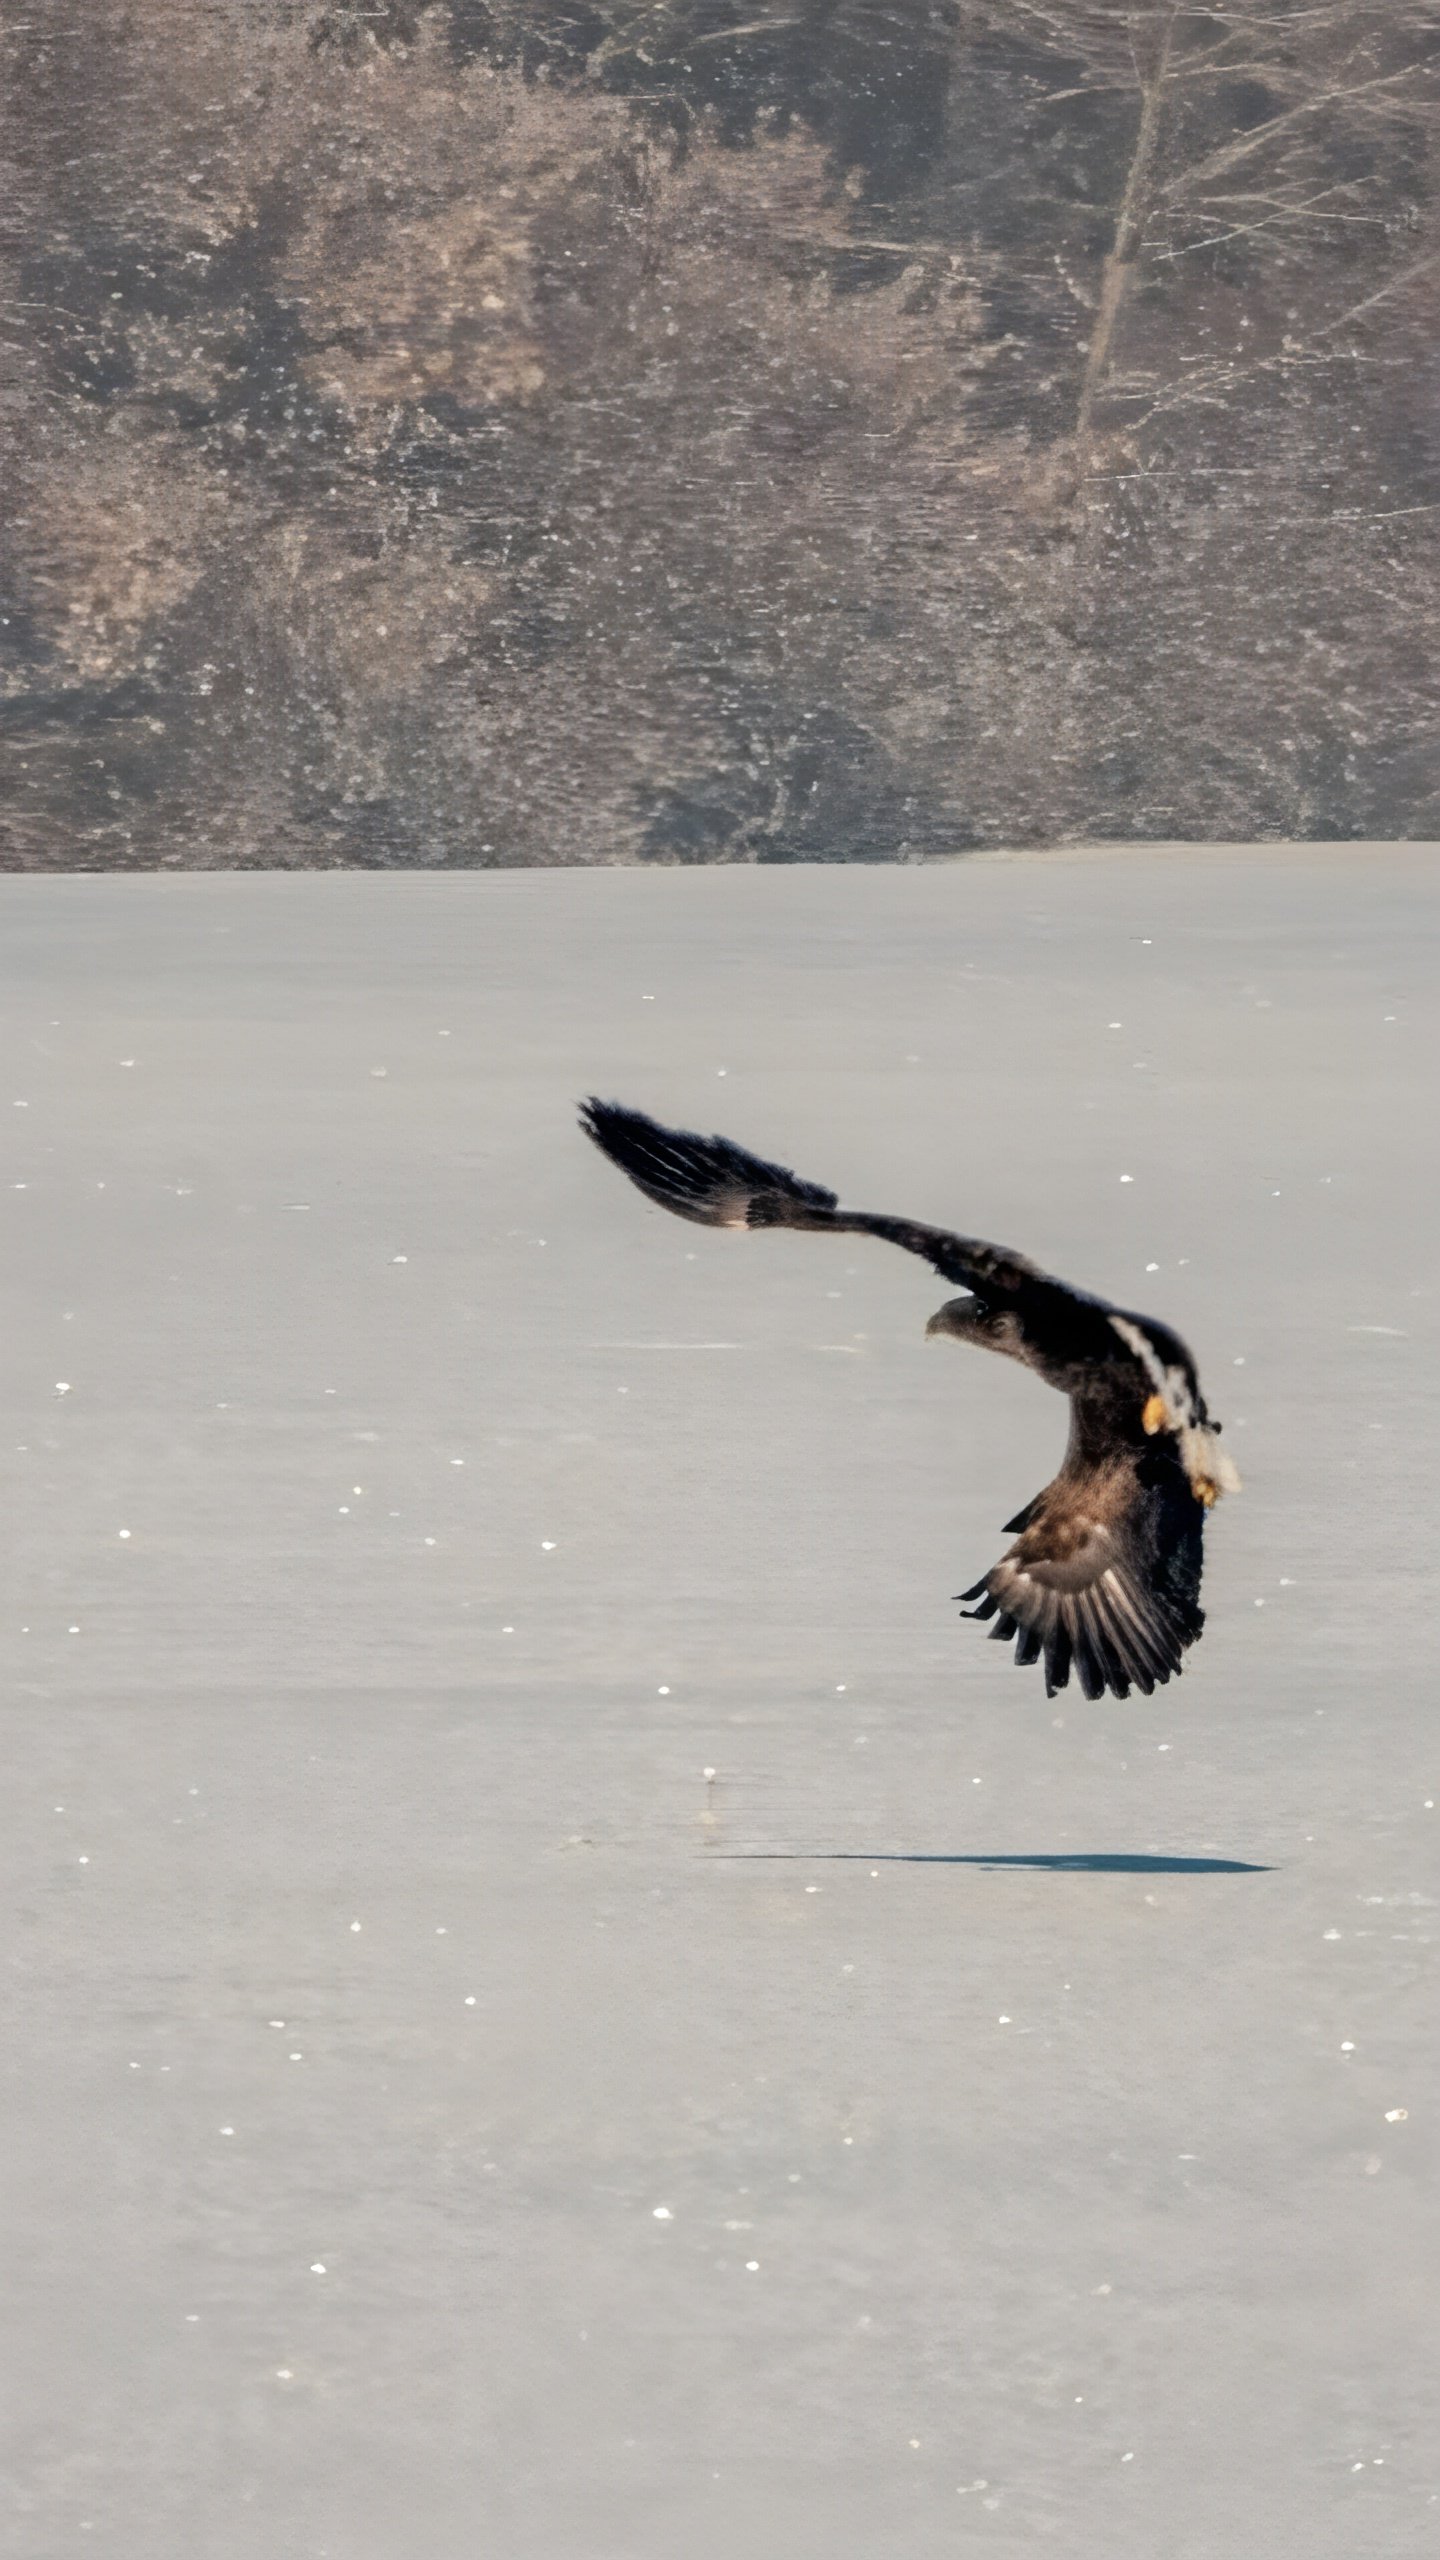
[{"x1": 2, "y1": 853, "x2": 1436, "y2": 2559}]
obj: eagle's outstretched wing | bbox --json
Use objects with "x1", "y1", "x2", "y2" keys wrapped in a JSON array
[
  {"x1": 579, "y1": 1097, "x2": 839, "y2": 1230},
  {"x1": 579, "y1": 1098, "x2": 1041, "y2": 1299},
  {"x1": 959, "y1": 1453, "x2": 1205, "y2": 1701}
]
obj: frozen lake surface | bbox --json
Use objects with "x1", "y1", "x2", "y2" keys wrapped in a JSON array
[{"x1": 2, "y1": 854, "x2": 1437, "y2": 2556}]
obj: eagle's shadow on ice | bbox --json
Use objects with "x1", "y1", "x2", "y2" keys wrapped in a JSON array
[{"x1": 720, "y1": 1852, "x2": 1272, "y2": 1874}]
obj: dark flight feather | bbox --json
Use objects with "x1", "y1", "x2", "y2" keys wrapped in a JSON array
[
  {"x1": 579, "y1": 1098, "x2": 840, "y2": 1230},
  {"x1": 959, "y1": 1456, "x2": 1205, "y2": 1700}
]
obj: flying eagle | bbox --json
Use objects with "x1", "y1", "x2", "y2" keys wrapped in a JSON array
[{"x1": 580, "y1": 1098, "x2": 1240, "y2": 1702}]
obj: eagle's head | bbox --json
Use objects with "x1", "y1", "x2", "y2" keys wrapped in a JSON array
[
  {"x1": 1110, "y1": 1314, "x2": 1242, "y2": 1508},
  {"x1": 925, "y1": 1297, "x2": 973, "y2": 1341},
  {"x1": 926, "y1": 1296, "x2": 1023, "y2": 1355}
]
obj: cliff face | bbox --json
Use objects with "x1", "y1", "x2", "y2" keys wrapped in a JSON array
[{"x1": 4, "y1": 3, "x2": 1438, "y2": 867}]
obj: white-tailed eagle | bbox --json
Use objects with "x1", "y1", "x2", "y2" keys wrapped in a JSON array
[{"x1": 580, "y1": 1099, "x2": 1240, "y2": 1702}]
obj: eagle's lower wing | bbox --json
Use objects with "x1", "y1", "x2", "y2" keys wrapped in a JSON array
[
  {"x1": 580, "y1": 1098, "x2": 1040, "y2": 1296},
  {"x1": 960, "y1": 1456, "x2": 1205, "y2": 1702}
]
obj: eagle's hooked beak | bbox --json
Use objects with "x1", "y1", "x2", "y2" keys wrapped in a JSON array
[{"x1": 926, "y1": 1299, "x2": 968, "y2": 1340}]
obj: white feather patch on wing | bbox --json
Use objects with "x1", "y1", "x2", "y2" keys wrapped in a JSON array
[
  {"x1": 1109, "y1": 1315, "x2": 1241, "y2": 1500},
  {"x1": 1109, "y1": 1314, "x2": 1172, "y2": 1397}
]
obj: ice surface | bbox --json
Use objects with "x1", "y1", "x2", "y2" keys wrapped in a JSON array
[{"x1": 0, "y1": 855, "x2": 1436, "y2": 2560}]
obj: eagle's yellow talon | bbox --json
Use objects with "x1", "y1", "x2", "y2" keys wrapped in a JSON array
[{"x1": 1142, "y1": 1391, "x2": 1168, "y2": 1435}]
